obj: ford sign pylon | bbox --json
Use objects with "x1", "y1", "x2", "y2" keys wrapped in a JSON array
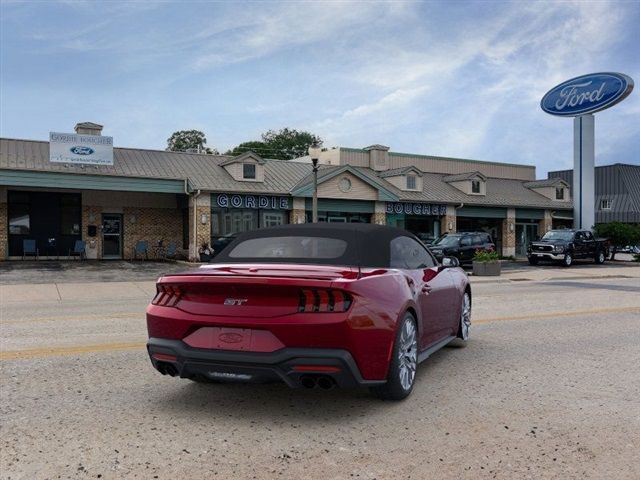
[{"x1": 541, "y1": 72, "x2": 634, "y2": 230}]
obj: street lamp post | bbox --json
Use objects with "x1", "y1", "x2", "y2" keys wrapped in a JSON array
[
  {"x1": 312, "y1": 158, "x2": 319, "y2": 223},
  {"x1": 308, "y1": 145, "x2": 322, "y2": 223}
]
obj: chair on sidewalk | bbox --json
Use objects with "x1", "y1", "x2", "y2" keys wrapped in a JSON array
[
  {"x1": 133, "y1": 240, "x2": 149, "y2": 260},
  {"x1": 165, "y1": 241, "x2": 178, "y2": 260},
  {"x1": 69, "y1": 240, "x2": 86, "y2": 260},
  {"x1": 22, "y1": 239, "x2": 39, "y2": 260}
]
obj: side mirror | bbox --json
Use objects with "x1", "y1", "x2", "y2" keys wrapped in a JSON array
[{"x1": 441, "y1": 256, "x2": 459, "y2": 268}]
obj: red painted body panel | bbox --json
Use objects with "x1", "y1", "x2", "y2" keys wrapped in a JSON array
[{"x1": 146, "y1": 263, "x2": 469, "y2": 381}]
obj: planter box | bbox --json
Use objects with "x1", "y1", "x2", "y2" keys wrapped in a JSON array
[{"x1": 472, "y1": 260, "x2": 501, "y2": 276}]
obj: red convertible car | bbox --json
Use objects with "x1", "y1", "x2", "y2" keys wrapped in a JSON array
[{"x1": 146, "y1": 224, "x2": 471, "y2": 400}]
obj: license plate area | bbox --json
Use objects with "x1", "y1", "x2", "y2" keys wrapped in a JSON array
[{"x1": 182, "y1": 327, "x2": 285, "y2": 352}]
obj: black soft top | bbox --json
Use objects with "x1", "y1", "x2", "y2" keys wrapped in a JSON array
[{"x1": 212, "y1": 223, "x2": 418, "y2": 268}]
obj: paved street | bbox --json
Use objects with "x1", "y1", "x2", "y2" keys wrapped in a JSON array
[{"x1": 1, "y1": 263, "x2": 639, "y2": 479}]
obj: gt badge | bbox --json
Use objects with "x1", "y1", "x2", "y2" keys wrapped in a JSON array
[{"x1": 224, "y1": 298, "x2": 248, "y2": 306}]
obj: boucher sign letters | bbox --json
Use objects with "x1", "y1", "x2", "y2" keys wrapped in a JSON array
[
  {"x1": 386, "y1": 202, "x2": 447, "y2": 216},
  {"x1": 49, "y1": 132, "x2": 114, "y2": 166}
]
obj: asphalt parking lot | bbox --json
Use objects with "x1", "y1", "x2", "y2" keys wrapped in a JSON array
[{"x1": 1, "y1": 261, "x2": 639, "y2": 479}]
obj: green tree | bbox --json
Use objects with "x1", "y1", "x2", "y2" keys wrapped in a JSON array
[
  {"x1": 226, "y1": 128, "x2": 323, "y2": 160},
  {"x1": 225, "y1": 141, "x2": 269, "y2": 157},
  {"x1": 593, "y1": 222, "x2": 640, "y2": 260},
  {"x1": 167, "y1": 130, "x2": 217, "y2": 154},
  {"x1": 260, "y1": 128, "x2": 322, "y2": 160}
]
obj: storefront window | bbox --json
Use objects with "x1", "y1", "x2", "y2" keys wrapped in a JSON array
[
  {"x1": 9, "y1": 204, "x2": 30, "y2": 234},
  {"x1": 211, "y1": 208, "x2": 287, "y2": 237},
  {"x1": 305, "y1": 211, "x2": 372, "y2": 223},
  {"x1": 60, "y1": 195, "x2": 81, "y2": 235},
  {"x1": 8, "y1": 192, "x2": 30, "y2": 234}
]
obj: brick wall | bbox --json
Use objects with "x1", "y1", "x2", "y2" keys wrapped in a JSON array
[
  {"x1": 440, "y1": 205, "x2": 457, "y2": 233},
  {"x1": 539, "y1": 210, "x2": 553, "y2": 235},
  {"x1": 0, "y1": 201, "x2": 7, "y2": 260},
  {"x1": 188, "y1": 194, "x2": 211, "y2": 261},
  {"x1": 501, "y1": 208, "x2": 516, "y2": 257},
  {"x1": 122, "y1": 207, "x2": 183, "y2": 260}
]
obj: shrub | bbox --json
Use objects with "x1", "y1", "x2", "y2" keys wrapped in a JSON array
[{"x1": 473, "y1": 249, "x2": 500, "y2": 262}]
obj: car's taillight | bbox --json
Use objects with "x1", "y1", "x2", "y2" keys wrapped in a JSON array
[
  {"x1": 298, "y1": 289, "x2": 352, "y2": 313},
  {"x1": 151, "y1": 284, "x2": 183, "y2": 307}
]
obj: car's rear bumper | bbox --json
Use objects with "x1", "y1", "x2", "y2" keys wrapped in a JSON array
[{"x1": 147, "y1": 337, "x2": 385, "y2": 389}]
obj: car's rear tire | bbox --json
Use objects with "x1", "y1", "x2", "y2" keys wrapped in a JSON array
[
  {"x1": 595, "y1": 250, "x2": 606, "y2": 264},
  {"x1": 528, "y1": 256, "x2": 539, "y2": 266},
  {"x1": 562, "y1": 253, "x2": 573, "y2": 267},
  {"x1": 370, "y1": 313, "x2": 418, "y2": 401},
  {"x1": 450, "y1": 291, "x2": 471, "y2": 348}
]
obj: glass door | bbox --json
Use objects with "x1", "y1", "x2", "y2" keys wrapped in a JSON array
[
  {"x1": 516, "y1": 223, "x2": 538, "y2": 257},
  {"x1": 102, "y1": 214, "x2": 122, "y2": 259}
]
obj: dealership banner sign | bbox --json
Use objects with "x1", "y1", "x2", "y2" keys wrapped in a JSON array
[
  {"x1": 386, "y1": 202, "x2": 447, "y2": 216},
  {"x1": 214, "y1": 193, "x2": 290, "y2": 210},
  {"x1": 540, "y1": 72, "x2": 634, "y2": 117},
  {"x1": 49, "y1": 132, "x2": 114, "y2": 165}
]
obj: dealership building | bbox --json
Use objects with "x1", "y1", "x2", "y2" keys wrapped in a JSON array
[{"x1": 0, "y1": 122, "x2": 574, "y2": 261}]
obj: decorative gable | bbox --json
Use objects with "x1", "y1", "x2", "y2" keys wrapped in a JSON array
[
  {"x1": 219, "y1": 151, "x2": 266, "y2": 182},
  {"x1": 523, "y1": 178, "x2": 570, "y2": 202},
  {"x1": 443, "y1": 171, "x2": 487, "y2": 196},
  {"x1": 378, "y1": 166, "x2": 423, "y2": 192},
  {"x1": 290, "y1": 165, "x2": 398, "y2": 201}
]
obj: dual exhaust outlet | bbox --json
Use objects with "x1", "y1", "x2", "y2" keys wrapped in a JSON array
[
  {"x1": 300, "y1": 374, "x2": 336, "y2": 390},
  {"x1": 156, "y1": 361, "x2": 178, "y2": 377}
]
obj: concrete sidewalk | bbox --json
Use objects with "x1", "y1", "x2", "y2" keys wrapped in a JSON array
[
  {"x1": 469, "y1": 261, "x2": 640, "y2": 283},
  {"x1": 0, "y1": 281, "x2": 156, "y2": 304}
]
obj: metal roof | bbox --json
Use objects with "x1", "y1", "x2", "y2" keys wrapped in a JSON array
[
  {"x1": 378, "y1": 166, "x2": 423, "y2": 178},
  {"x1": 1, "y1": 137, "x2": 572, "y2": 209},
  {"x1": 0, "y1": 138, "x2": 311, "y2": 194},
  {"x1": 443, "y1": 171, "x2": 487, "y2": 182},
  {"x1": 523, "y1": 178, "x2": 567, "y2": 188}
]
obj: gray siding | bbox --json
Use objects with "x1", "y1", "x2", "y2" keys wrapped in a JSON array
[{"x1": 549, "y1": 164, "x2": 640, "y2": 223}]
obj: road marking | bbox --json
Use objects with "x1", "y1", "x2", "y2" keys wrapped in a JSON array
[
  {"x1": 0, "y1": 342, "x2": 146, "y2": 361},
  {"x1": 1, "y1": 306, "x2": 639, "y2": 361},
  {"x1": 475, "y1": 306, "x2": 640, "y2": 324}
]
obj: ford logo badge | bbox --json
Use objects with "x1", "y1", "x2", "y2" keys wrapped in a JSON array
[
  {"x1": 541, "y1": 72, "x2": 634, "y2": 117},
  {"x1": 218, "y1": 332, "x2": 243, "y2": 344},
  {"x1": 70, "y1": 146, "x2": 95, "y2": 155}
]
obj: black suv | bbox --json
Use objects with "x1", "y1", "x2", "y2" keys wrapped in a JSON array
[{"x1": 429, "y1": 232, "x2": 495, "y2": 265}]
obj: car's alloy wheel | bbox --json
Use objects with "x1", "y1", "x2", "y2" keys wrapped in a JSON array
[
  {"x1": 596, "y1": 251, "x2": 606, "y2": 264},
  {"x1": 397, "y1": 319, "x2": 418, "y2": 391},
  {"x1": 563, "y1": 253, "x2": 572, "y2": 267},
  {"x1": 459, "y1": 292, "x2": 471, "y2": 341},
  {"x1": 370, "y1": 313, "x2": 418, "y2": 400}
]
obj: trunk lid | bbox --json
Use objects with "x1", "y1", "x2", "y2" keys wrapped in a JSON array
[{"x1": 157, "y1": 263, "x2": 358, "y2": 318}]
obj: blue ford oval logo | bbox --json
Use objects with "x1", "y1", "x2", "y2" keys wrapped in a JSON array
[
  {"x1": 541, "y1": 72, "x2": 634, "y2": 117},
  {"x1": 70, "y1": 146, "x2": 95, "y2": 155}
]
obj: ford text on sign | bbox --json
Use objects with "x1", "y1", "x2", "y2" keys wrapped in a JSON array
[
  {"x1": 541, "y1": 72, "x2": 633, "y2": 117},
  {"x1": 49, "y1": 132, "x2": 114, "y2": 166}
]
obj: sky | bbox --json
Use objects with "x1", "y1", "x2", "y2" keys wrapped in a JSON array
[{"x1": 1, "y1": 0, "x2": 638, "y2": 177}]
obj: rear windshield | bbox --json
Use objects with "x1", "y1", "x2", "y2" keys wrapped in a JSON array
[{"x1": 228, "y1": 236, "x2": 348, "y2": 259}]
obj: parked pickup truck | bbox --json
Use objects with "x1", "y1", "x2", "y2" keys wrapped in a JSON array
[{"x1": 527, "y1": 229, "x2": 609, "y2": 267}]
